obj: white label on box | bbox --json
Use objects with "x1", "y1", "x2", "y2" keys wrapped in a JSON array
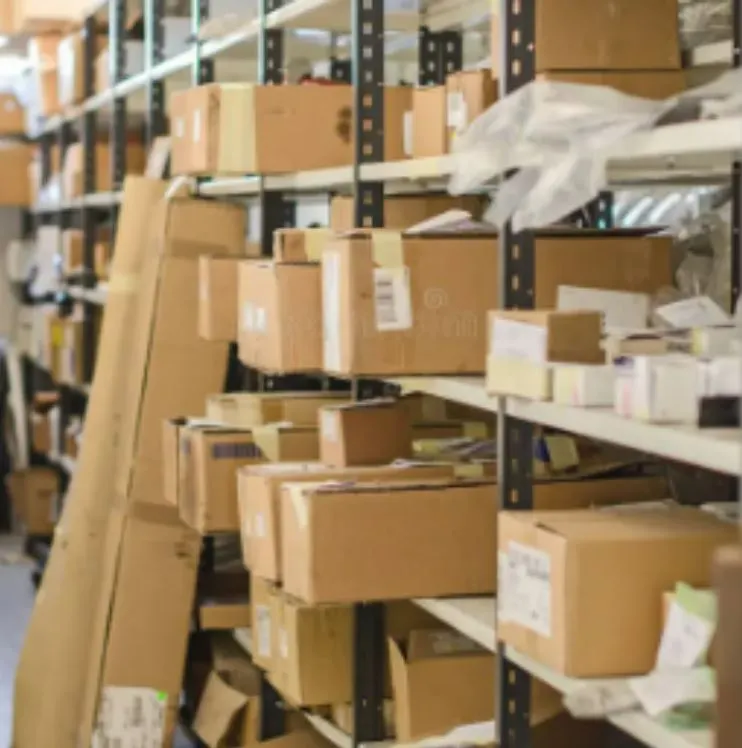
[
  {"x1": 403, "y1": 110, "x2": 413, "y2": 157},
  {"x1": 91, "y1": 687, "x2": 167, "y2": 748},
  {"x1": 192, "y1": 110, "x2": 201, "y2": 143},
  {"x1": 491, "y1": 319, "x2": 547, "y2": 364},
  {"x1": 507, "y1": 541, "x2": 552, "y2": 637},
  {"x1": 254, "y1": 512, "x2": 266, "y2": 538},
  {"x1": 447, "y1": 91, "x2": 468, "y2": 132},
  {"x1": 242, "y1": 302, "x2": 255, "y2": 332},
  {"x1": 655, "y1": 296, "x2": 731, "y2": 329},
  {"x1": 254, "y1": 306, "x2": 267, "y2": 334},
  {"x1": 321, "y1": 410, "x2": 338, "y2": 443},
  {"x1": 255, "y1": 605, "x2": 272, "y2": 658},
  {"x1": 656, "y1": 601, "x2": 714, "y2": 670},
  {"x1": 373, "y1": 267, "x2": 413, "y2": 331},
  {"x1": 323, "y1": 252, "x2": 342, "y2": 370},
  {"x1": 175, "y1": 117, "x2": 184, "y2": 138},
  {"x1": 557, "y1": 285, "x2": 649, "y2": 331},
  {"x1": 279, "y1": 628, "x2": 289, "y2": 659}
]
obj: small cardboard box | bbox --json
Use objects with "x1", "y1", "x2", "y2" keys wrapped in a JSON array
[
  {"x1": 0, "y1": 143, "x2": 31, "y2": 206},
  {"x1": 238, "y1": 260, "x2": 323, "y2": 373},
  {"x1": 271, "y1": 591, "x2": 353, "y2": 707},
  {"x1": 199, "y1": 255, "x2": 240, "y2": 342},
  {"x1": 490, "y1": 0, "x2": 680, "y2": 74},
  {"x1": 319, "y1": 399, "x2": 413, "y2": 467},
  {"x1": 179, "y1": 424, "x2": 319, "y2": 534},
  {"x1": 206, "y1": 392, "x2": 348, "y2": 428},
  {"x1": 62, "y1": 141, "x2": 147, "y2": 198},
  {"x1": 486, "y1": 310, "x2": 604, "y2": 400},
  {"x1": 552, "y1": 364, "x2": 616, "y2": 407},
  {"x1": 388, "y1": 629, "x2": 496, "y2": 742},
  {"x1": 498, "y1": 507, "x2": 736, "y2": 677},
  {"x1": 273, "y1": 228, "x2": 332, "y2": 263},
  {"x1": 31, "y1": 412, "x2": 51, "y2": 454},
  {"x1": 239, "y1": 462, "x2": 461, "y2": 582},
  {"x1": 57, "y1": 31, "x2": 107, "y2": 107},
  {"x1": 0, "y1": 93, "x2": 24, "y2": 135},
  {"x1": 282, "y1": 472, "x2": 668, "y2": 604},
  {"x1": 7, "y1": 467, "x2": 58, "y2": 534},
  {"x1": 62, "y1": 229, "x2": 84, "y2": 274},
  {"x1": 322, "y1": 229, "x2": 671, "y2": 376}
]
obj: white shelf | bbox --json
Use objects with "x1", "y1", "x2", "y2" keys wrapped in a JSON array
[
  {"x1": 505, "y1": 646, "x2": 713, "y2": 748},
  {"x1": 388, "y1": 376, "x2": 497, "y2": 413},
  {"x1": 506, "y1": 398, "x2": 741, "y2": 477},
  {"x1": 414, "y1": 597, "x2": 496, "y2": 653}
]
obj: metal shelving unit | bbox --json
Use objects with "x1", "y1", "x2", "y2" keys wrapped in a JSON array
[{"x1": 25, "y1": 0, "x2": 742, "y2": 746}]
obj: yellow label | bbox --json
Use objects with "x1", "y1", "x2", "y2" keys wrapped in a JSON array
[{"x1": 371, "y1": 230, "x2": 404, "y2": 268}]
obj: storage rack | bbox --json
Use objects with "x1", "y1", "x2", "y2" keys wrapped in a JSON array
[{"x1": 23, "y1": 0, "x2": 742, "y2": 747}]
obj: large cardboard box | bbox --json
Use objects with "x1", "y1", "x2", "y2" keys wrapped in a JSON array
[
  {"x1": 199, "y1": 255, "x2": 241, "y2": 342},
  {"x1": 239, "y1": 462, "x2": 462, "y2": 583},
  {"x1": 93, "y1": 503, "x2": 201, "y2": 747},
  {"x1": 0, "y1": 143, "x2": 31, "y2": 205},
  {"x1": 281, "y1": 474, "x2": 668, "y2": 604},
  {"x1": 498, "y1": 507, "x2": 736, "y2": 677},
  {"x1": 251, "y1": 576, "x2": 278, "y2": 672},
  {"x1": 238, "y1": 259, "x2": 323, "y2": 373},
  {"x1": 172, "y1": 84, "x2": 410, "y2": 175},
  {"x1": 715, "y1": 545, "x2": 742, "y2": 748},
  {"x1": 490, "y1": 0, "x2": 680, "y2": 74},
  {"x1": 199, "y1": 571, "x2": 251, "y2": 631},
  {"x1": 180, "y1": 424, "x2": 320, "y2": 534},
  {"x1": 14, "y1": 0, "x2": 86, "y2": 33},
  {"x1": 7, "y1": 467, "x2": 58, "y2": 534},
  {"x1": 206, "y1": 392, "x2": 348, "y2": 428},
  {"x1": 388, "y1": 629, "x2": 495, "y2": 742},
  {"x1": 329, "y1": 195, "x2": 484, "y2": 232},
  {"x1": 58, "y1": 31, "x2": 107, "y2": 107},
  {"x1": 13, "y1": 178, "x2": 169, "y2": 748},
  {"x1": 322, "y1": 230, "x2": 672, "y2": 376},
  {"x1": 487, "y1": 310, "x2": 604, "y2": 400},
  {"x1": 319, "y1": 399, "x2": 412, "y2": 467}
]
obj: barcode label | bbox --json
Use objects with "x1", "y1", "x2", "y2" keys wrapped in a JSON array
[
  {"x1": 373, "y1": 267, "x2": 412, "y2": 332},
  {"x1": 256, "y1": 605, "x2": 272, "y2": 657},
  {"x1": 92, "y1": 687, "x2": 167, "y2": 748}
]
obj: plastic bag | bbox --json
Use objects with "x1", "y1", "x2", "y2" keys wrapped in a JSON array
[{"x1": 680, "y1": 0, "x2": 731, "y2": 47}]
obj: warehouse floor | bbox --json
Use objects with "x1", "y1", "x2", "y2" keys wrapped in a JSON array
[{"x1": 0, "y1": 535, "x2": 33, "y2": 748}]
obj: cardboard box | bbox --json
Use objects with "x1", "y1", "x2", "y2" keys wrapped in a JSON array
[
  {"x1": 0, "y1": 93, "x2": 24, "y2": 135},
  {"x1": 172, "y1": 84, "x2": 410, "y2": 175},
  {"x1": 94, "y1": 240, "x2": 113, "y2": 280},
  {"x1": 537, "y1": 70, "x2": 687, "y2": 100},
  {"x1": 62, "y1": 141, "x2": 147, "y2": 198},
  {"x1": 389, "y1": 629, "x2": 496, "y2": 742},
  {"x1": 0, "y1": 143, "x2": 31, "y2": 205},
  {"x1": 7, "y1": 467, "x2": 58, "y2": 534},
  {"x1": 320, "y1": 399, "x2": 412, "y2": 467},
  {"x1": 498, "y1": 507, "x2": 736, "y2": 677},
  {"x1": 239, "y1": 462, "x2": 462, "y2": 583},
  {"x1": 331, "y1": 702, "x2": 395, "y2": 739},
  {"x1": 62, "y1": 229, "x2": 84, "y2": 274},
  {"x1": 58, "y1": 31, "x2": 107, "y2": 107},
  {"x1": 14, "y1": 0, "x2": 85, "y2": 33},
  {"x1": 715, "y1": 545, "x2": 742, "y2": 748},
  {"x1": 200, "y1": 601, "x2": 251, "y2": 631},
  {"x1": 486, "y1": 311, "x2": 604, "y2": 400},
  {"x1": 169, "y1": 88, "x2": 191, "y2": 175},
  {"x1": 206, "y1": 392, "x2": 348, "y2": 428},
  {"x1": 238, "y1": 260, "x2": 323, "y2": 373},
  {"x1": 282, "y1": 473, "x2": 668, "y2": 604},
  {"x1": 94, "y1": 504, "x2": 202, "y2": 746},
  {"x1": 59, "y1": 317, "x2": 85, "y2": 385},
  {"x1": 199, "y1": 255, "x2": 240, "y2": 342},
  {"x1": 412, "y1": 71, "x2": 496, "y2": 159},
  {"x1": 272, "y1": 228, "x2": 332, "y2": 264},
  {"x1": 322, "y1": 230, "x2": 671, "y2": 376},
  {"x1": 163, "y1": 417, "x2": 188, "y2": 507},
  {"x1": 553, "y1": 364, "x2": 616, "y2": 407},
  {"x1": 145, "y1": 135, "x2": 172, "y2": 179},
  {"x1": 180, "y1": 424, "x2": 320, "y2": 534},
  {"x1": 329, "y1": 195, "x2": 484, "y2": 232},
  {"x1": 251, "y1": 577, "x2": 278, "y2": 671},
  {"x1": 31, "y1": 412, "x2": 52, "y2": 454},
  {"x1": 271, "y1": 591, "x2": 354, "y2": 706},
  {"x1": 29, "y1": 34, "x2": 61, "y2": 116},
  {"x1": 490, "y1": 0, "x2": 680, "y2": 74}
]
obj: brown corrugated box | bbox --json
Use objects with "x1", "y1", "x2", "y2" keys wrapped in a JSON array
[
  {"x1": 62, "y1": 141, "x2": 147, "y2": 198},
  {"x1": 0, "y1": 93, "x2": 24, "y2": 135},
  {"x1": 31, "y1": 412, "x2": 52, "y2": 454},
  {"x1": 490, "y1": 0, "x2": 681, "y2": 74},
  {"x1": 179, "y1": 423, "x2": 319, "y2": 534},
  {"x1": 322, "y1": 229, "x2": 671, "y2": 376},
  {"x1": 715, "y1": 545, "x2": 742, "y2": 748},
  {"x1": 205, "y1": 392, "x2": 348, "y2": 428},
  {"x1": 199, "y1": 255, "x2": 240, "y2": 342},
  {"x1": 238, "y1": 260, "x2": 323, "y2": 373},
  {"x1": 319, "y1": 399, "x2": 412, "y2": 467},
  {"x1": 498, "y1": 507, "x2": 737, "y2": 677},
  {"x1": 281, "y1": 473, "x2": 668, "y2": 604},
  {"x1": 389, "y1": 629, "x2": 496, "y2": 742},
  {"x1": 0, "y1": 143, "x2": 31, "y2": 206},
  {"x1": 162, "y1": 417, "x2": 187, "y2": 506},
  {"x1": 329, "y1": 195, "x2": 483, "y2": 232},
  {"x1": 7, "y1": 467, "x2": 58, "y2": 535},
  {"x1": 239, "y1": 462, "x2": 464, "y2": 583}
]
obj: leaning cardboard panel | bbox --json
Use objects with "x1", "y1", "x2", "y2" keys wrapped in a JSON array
[
  {"x1": 13, "y1": 178, "x2": 168, "y2": 748},
  {"x1": 84, "y1": 195, "x2": 245, "y2": 746}
]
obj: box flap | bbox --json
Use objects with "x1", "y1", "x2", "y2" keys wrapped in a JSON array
[{"x1": 193, "y1": 671, "x2": 248, "y2": 748}]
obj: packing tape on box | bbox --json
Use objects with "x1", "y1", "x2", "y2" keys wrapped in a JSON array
[
  {"x1": 108, "y1": 273, "x2": 138, "y2": 295},
  {"x1": 303, "y1": 228, "x2": 333, "y2": 262},
  {"x1": 454, "y1": 463, "x2": 486, "y2": 478},
  {"x1": 371, "y1": 231, "x2": 404, "y2": 268}
]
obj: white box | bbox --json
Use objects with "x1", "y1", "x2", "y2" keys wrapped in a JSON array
[
  {"x1": 553, "y1": 364, "x2": 615, "y2": 407},
  {"x1": 692, "y1": 326, "x2": 738, "y2": 357},
  {"x1": 698, "y1": 357, "x2": 742, "y2": 398},
  {"x1": 557, "y1": 285, "x2": 650, "y2": 331},
  {"x1": 632, "y1": 356, "x2": 699, "y2": 425}
]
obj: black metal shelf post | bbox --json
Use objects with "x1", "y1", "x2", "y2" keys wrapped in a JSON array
[
  {"x1": 418, "y1": 26, "x2": 462, "y2": 85},
  {"x1": 111, "y1": 0, "x2": 128, "y2": 195},
  {"x1": 145, "y1": 0, "x2": 167, "y2": 150},
  {"x1": 192, "y1": 0, "x2": 214, "y2": 86}
]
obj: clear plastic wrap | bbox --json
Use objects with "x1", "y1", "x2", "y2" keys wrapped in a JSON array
[{"x1": 680, "y1": 0, "x2": 731, "y2": 48}]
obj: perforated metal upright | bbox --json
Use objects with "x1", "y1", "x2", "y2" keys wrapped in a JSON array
[
  {"x1": 145, "y1": 0, "x2": 167, "y2": 148},
  {"x1": 418, "y1": 26, "x2": 462, "y2": 85}
]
